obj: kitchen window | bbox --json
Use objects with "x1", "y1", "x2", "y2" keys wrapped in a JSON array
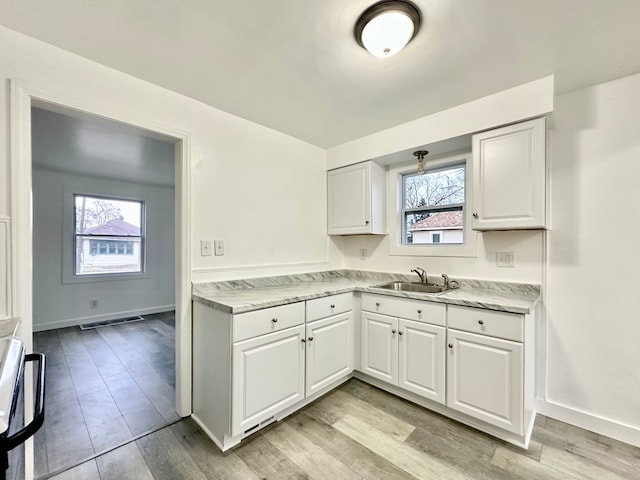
[
  {"x1": 74, "y1": 195, "x2": 145, "y2": 275},
  {"x1": 388, "y1": 152, "x2": 478, "y2": 257}
]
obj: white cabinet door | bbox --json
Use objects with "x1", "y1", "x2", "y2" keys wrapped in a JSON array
[
  {"x1": 327, "y1": 161, "x2": 386, "y2": 235},
  {"x1": 232, "y1": 325, "x2": 305, "y2": 436},
  {"x1": 446, "y1": 329, "x2": 523, "y2": 435},
  {"x1": 472, "y1": 117, "x2": 546, "y2": 230},
  {"x1": 398, "y1": 319, "x2": 445, "y2": 404},
  {"x1": 361, "y1": 311, "x2": 398, "y2": 384},
  {"x1": 305, "y1": 312, "x2": 354, "y2": 396}
]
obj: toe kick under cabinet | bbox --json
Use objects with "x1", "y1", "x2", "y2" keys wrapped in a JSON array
[
  {"x1": 192, "y1": 293, "x2": 354, "y2": 452},
  {"x1": 359, "y1": 294, "x2": 536, "y2": 448}
]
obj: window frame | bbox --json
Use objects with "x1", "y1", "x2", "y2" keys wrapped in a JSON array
[
  {"x1": 401, "y1": 162, "x2": 466, "y2": 246},
  {"x1": 387, "y1": 151, "x2": 478, "y2": 257},
  {"x1": 62, "y1": 187, "x2": 149, "y2": 284}
]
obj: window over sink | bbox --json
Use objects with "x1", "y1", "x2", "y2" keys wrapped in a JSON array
[{"x1": 388, "y1": 152, "x2": 478, "y2": 257}]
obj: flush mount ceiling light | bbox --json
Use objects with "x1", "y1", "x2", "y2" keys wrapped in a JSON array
[
  {"x1": 355, "y1": 1, "x2": 421, "y2": 58},
  {"x1": 414, "y1": 150, "x2": 428, "y2": 173}
]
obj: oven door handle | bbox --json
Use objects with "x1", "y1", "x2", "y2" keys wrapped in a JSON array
[{"x1": 5, "y1": 353, "x2": 46, "y2": 451}]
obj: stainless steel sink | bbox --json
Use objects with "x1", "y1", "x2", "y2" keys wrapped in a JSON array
[{"x1": 373, "y1": 281, "x2": 452, "y2": 294}]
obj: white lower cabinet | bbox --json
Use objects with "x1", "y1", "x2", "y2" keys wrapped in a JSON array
[
  {"x1": 306, "y1": 312, "x2": 354, "y2": 396},
  {"x1": 232, "y1": 324, "x2": 306, "y2": 436},
  {"x1": 446, "y1": 328, "x2": 523, "y2": 435},
  {"x1": 361, "y1": 300, "x2": 446, "y2": 405},
  {"x1": 399, "y1": 318, "x2": 446, "y2": 403}
]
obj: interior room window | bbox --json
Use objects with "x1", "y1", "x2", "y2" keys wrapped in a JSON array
[
  {"x1": 74, "y1": 195, "x2": 144, "y2": 275},
  {"x1": 402, "y1": 164, "x2": 465, "y2": 245}
]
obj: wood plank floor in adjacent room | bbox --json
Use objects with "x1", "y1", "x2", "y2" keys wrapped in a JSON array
[
  {"x1": 49, "y1": 379, "x2": 640, "y2": 480},
  {"x1": 33, "y1": 312, "x2": 177, "y2": 478}
]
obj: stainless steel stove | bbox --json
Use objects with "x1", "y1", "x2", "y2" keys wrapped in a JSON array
[{"x1": 0, "y1": 338, "x2": 45, "y2": 480}]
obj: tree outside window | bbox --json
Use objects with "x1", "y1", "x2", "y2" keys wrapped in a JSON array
[{"x1": 402, "y1": 164, "x2": 465, "y2": 245}]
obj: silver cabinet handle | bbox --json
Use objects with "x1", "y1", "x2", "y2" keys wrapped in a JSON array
[{"x1": 271, "y1": 318, "x2": 278, "y2": 323}]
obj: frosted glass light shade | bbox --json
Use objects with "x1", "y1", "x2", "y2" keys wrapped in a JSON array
[
  {"x1": 355, "y1": 1, "x2": 421, "y2": 59},
  {"x1": 361, "y1": 11, "x2": 415, "y2": 58}
]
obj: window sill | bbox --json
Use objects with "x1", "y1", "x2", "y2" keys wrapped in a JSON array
[
  {"x1": 388, "y1": 236, "x2": 479, "y2": 258},
  {"x1": 62, "y1": 271, "x2": 150, "y2": 285}
]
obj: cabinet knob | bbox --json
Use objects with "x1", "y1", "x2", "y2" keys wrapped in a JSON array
[
  {"x1": 478, "y1": 320, "x2": 484, "y2": 325},
  {"x1": 398, "y1": 330, "x2": 404, "y2": 336},
  {"x1": 391, "y1": 329, "x2": 397, "y2": 334},
  {"x1": 271, "y1": 318, "x2": 278, "y2": 323},
  {"x1": 301, "y1": 338, "x2": 306, "y2": 343},
  {"x1": 472, "y1": 212, "x2": 478, "y2": 219},
  {"x1": 448, "y1": 343, "x2": 453, "y2": 349},
  {"x1": 365, "y1": 220, "x2": 370, "y2": 225},
  {"x1": 308, "y1": 336, "x2": 314, "y2": 342},
  {"x1": 330, "y1": 304, "x2": 335, "y2": 309},
  {"x1": 376, "y1": 302, "x2": 381, "y2": 307},
  {"x1": 417, "y1": 309, "x2": 422, "y2": 314}
]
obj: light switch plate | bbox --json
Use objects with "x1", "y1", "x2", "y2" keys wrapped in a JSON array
[
  {"x1": 214, "y1": 240, "x2": 225, "y2": 256},
  {"x1": 200, "y1": 240, "x2": 212, "y2": 256},
  {"x1": 496, "y1": 251, "x2": 515, "y2": 267}
]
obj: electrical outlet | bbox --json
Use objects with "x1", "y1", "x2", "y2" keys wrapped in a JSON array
[
  {"x1": 90, "y1": 299, "x2": 98, "y2": 309},
  {"x1": 214, "y1": 240, "x2": 225, "y2": 256},
  {"x1": 496, "y1": 251, "x2": 515, "y2": 267},
  {"x1": 201, "y1": 240, "x2": 212, "y2": 256},
  {"x1": 360, "y1": 248, "x2": 368, "y2": 261}
]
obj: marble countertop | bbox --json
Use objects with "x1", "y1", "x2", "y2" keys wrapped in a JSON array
[{"x1": 192, "y1": 270, "x2": 540, "y2": 315}]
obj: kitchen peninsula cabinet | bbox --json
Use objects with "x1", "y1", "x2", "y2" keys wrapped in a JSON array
[
  {"x1": 472, "y1": 117, "x2": 546, "y2": 230},
  {"x1": 193, "y1": 293, "x2": 353, "y2": 452},
  {"x1": 327, "y1": 160, "x2": 386, "y2": 235}
]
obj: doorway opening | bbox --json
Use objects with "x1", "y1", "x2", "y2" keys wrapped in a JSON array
[
  {"x1": 9, "y1": 81, "x2": 192, "y2": 480},
  {"x1": 30, "y1": 106, "x2": 180, "y2": 477}
]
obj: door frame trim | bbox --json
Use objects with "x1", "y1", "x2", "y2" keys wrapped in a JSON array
[{"x1": 10, "y1": 79, "x2": 192, "y2": 478}]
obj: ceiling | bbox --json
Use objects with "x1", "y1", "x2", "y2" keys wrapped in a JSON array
[
  {"x1": 32, "y1": 106, "x2": 176, "y2": 187},
  {"x1": 2, "y1": 0, "x2": 640, "y2": 148}
]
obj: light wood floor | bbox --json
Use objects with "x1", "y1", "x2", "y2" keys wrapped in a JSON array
[
  {"x1": 32, "y1": 312, "x2": 177, "y2": 478},
  {"x1": 48, "y1": 378, "x2": 640, "y2": 480}
]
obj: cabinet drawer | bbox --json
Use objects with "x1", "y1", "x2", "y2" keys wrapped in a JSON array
[
  {"x1": 447, "y1": 305, "x2": 523, "y2": 342},
  {"x1": 306, "y1": 293, "x2": 353, "y2": 322},
  {"x1": 233, "y1": 302, "x2": 305, "y2": 342},
  {"x1": 361, "y1": 293, "x2": 445, "y2": 326}
]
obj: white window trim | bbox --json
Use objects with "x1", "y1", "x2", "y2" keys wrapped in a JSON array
[
  {"x1": 62, "y1": 186, "x2": 150, "y2": 284},
  {"x1": 387, "y1": 151, "x2": 478, "y2": 257}
]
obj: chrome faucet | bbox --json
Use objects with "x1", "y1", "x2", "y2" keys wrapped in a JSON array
[
  {"x1": 442, "y1": 274, "x2": 450, "y2": 288},
  {"x1": 411, "y1": 267, "x2": 427, "y2": 284}
]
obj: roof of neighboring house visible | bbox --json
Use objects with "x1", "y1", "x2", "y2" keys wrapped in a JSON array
[
  {"x1": 407, "y1": 211, "x2": 463, "y2": 231},
  {"x1": 83, "y1": 217, "x2": 140, "y2": 235}
]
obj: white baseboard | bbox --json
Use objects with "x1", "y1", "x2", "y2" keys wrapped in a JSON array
[
  {"x1": 536, "y1": 398, "x2": 640, "y2": 448},
  {"x1": 32, "y1": 304, "x2": 175, "y2": 332}
]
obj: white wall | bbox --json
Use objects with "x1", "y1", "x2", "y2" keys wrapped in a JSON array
[
  {"x1": 32, "y1": 169, "x2": 175, "y2": 330},
  {"x1": 341, "y1": 231, "x2": 544, "y2": 283},
  {"x1": 0, "y1": 24, "x2": 339, "y2": 324},
  {"x1": 544, "y1": 72, "x2": 640, "y2": 443}
]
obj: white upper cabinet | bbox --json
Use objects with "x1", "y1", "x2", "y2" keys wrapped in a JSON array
[
  {"x1": 327, "y1": 161, "x2": 386, "y2": 235},
  {"x1": 472, "y1": 118, "x2": 546, "y2": 230}
]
